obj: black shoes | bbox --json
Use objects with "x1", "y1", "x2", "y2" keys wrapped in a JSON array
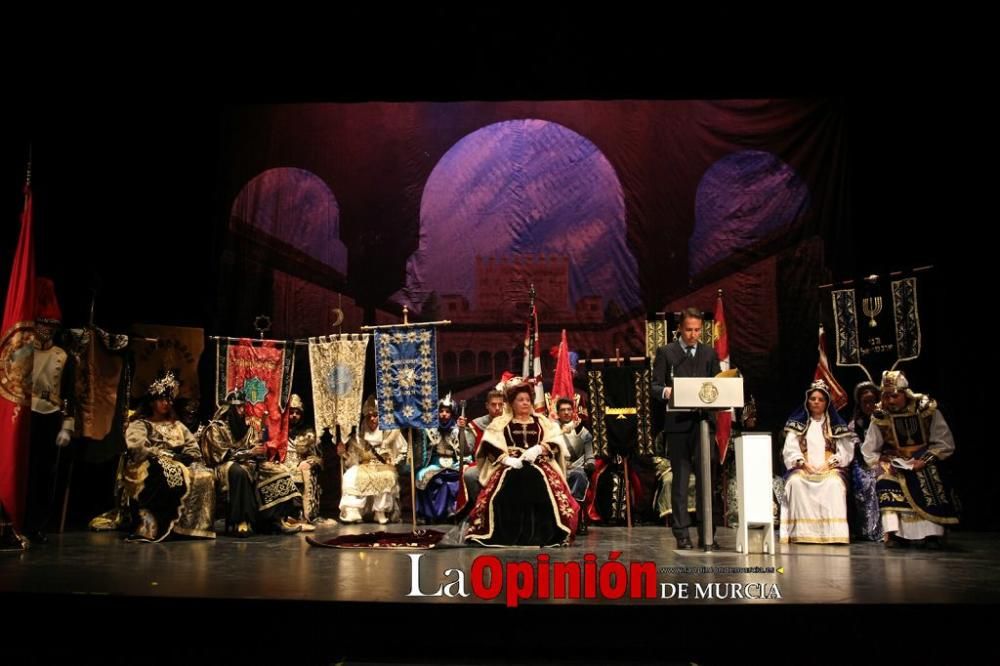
[{"x1": 676, "y1": 536, "x2": 694, "y2": 549}]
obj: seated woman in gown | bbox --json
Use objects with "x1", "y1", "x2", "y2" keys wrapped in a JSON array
[
  {"x1": 779, "y1": 379, "x2": 855, "y2": 544},
  {"x1": 464, "y1": 380, "x2": 579, "y2": 546},
  {"x1": 123, "y1": 372, "x2": 216, "y2": 542}
]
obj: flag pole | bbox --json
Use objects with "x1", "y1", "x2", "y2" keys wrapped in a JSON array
[{"x1": 408, "y1": 429, "x2": 417, "y2": 530}]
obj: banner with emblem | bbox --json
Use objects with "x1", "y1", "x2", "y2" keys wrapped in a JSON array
[
  {"x1": 830, "y1": 274, "x2": 921, "y2": 380},
  {"x1": 308, "y1": 333, "x2": 370, "y2": 438},
  {"x1": 131, "y1": 324, "x2": 205, "y2": 402},
  {"x1": 374, "y1": 327, "x2": 438, "y2": 430},
  {"x1": 215, "y1": 338, "x2": 295, "y2": 458}
]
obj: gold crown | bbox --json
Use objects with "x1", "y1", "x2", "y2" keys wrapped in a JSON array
[
  {"x1": 880, "y1": 370, "x2": 908, "y2": 393},
  {"x1": 148, "y1": 371, "x2": 179, "y2": 400}
]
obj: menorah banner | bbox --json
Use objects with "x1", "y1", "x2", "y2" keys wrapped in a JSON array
[{"x1": 830, "y1": 275, "x2": 921, "y2": 378}]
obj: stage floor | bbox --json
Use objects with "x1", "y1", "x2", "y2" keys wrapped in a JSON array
[
  {"x1": 3, "y1": 524, "x2": 998, "y2": 605},
  {"x1": 3, "y1": 523, "x2": 997, "y2": 663}
]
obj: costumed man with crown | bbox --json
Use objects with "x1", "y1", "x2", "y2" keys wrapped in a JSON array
[
  {"x1": 336, "y1": 394, "x2": 407, "y2": 524},
  {"x1": 779, "y1": 378, "x2": 856, "y2": 544},
  {"x1": 281, "y1": 393, "x2": 323, "y2": 526},
  {"x1": 22, "y1": 279, "x2": 75, "y2": 544},
  {"x1": 414, "y1": 393, "x2": 471, "y2": 523},
  {"x1": 123, "y1": 372, "x2": 216, "y2": 541},
  {"x1": 198, "y1": 389, "x2": 302, "y2": 536},
  {"x1": 862, "y1": 370, "x2": 960, "y2": 548}
]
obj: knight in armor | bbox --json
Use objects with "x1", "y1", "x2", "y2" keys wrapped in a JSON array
[
  {"x1": 337, "y1": 394, "x2": 407, "y2": 525},
  {"x1": 199, "y1": 389, "x2": 302, "y2": 536},
  {"x1": 280, "y1": 394, "x2": 323, "y2": 525},
  {"x1": 862, "y1": 370, "x2": 959, "y2": 548},
  {"x1": 414, "y1": 393, "x2": 470, "y2": 523},
  {"x1": 123, "y1": 372, "x2": 216, "y2": 541}
]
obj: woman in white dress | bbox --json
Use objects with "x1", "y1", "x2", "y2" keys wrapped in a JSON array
[{"x1": 779, "y1": 379, "x2": 855, "y2": 544}]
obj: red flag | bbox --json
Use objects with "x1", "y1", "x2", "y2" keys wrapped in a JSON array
[
  {"x1": 815, "y1": 324, "x2": 848, "y2": 411},
  {"x1": 713, "y1": 291, "x2": 733, "y2": 461},
  {"x1": 548, "y1": 329, "x2": 575, "y2": 420},
  {"x1": 0, "y1": 181, "x2": 36, "y2": 530},
  {"x1": 521, "y1": 302, "x2": 545, "y2": 412}
]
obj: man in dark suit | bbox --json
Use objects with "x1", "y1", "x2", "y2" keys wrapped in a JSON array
[{"x1": 651, "y1": 307, "x2": 721, "y2": 549}]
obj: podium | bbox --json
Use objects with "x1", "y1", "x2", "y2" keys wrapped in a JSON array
[
  {"x1": 670, "y1": 376, "x2": 743, "y2": 551},
  {"x1": 734, "y1": 433, "x2": 776, "y2": 555}
]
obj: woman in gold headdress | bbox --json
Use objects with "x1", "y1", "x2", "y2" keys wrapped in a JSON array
[{"x1": 123, "y1": 372, "x2": 216, "y2": 541}]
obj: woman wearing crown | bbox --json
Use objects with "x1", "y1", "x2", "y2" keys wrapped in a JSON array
[
  {"x1": 464, "y1": 378, "x2": 579, "y2": 546},
  {"x1": 123, "y1": 372, "x2": 216, "y2": 541},
  {"x1": 778, "y1": 379, "x2": 856, "y2": 544}
]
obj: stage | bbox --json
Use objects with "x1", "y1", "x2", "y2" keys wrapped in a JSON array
[{"x1": 2, "y1": 523, "x2": 996, "y2": 663}]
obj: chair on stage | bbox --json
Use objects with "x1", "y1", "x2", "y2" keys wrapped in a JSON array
[{"x1": 735, "y1": 432, "x2": 775, "y2": 554}]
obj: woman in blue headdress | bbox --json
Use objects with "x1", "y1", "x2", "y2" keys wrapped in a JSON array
[{"x1": 779, "y1": 379, "x2": 856, "y2": 544}]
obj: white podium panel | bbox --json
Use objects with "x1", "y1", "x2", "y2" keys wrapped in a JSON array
[
  {"x1": 735, "y1": 433, "x2": 775, "y2": 555},
  {"x1": 670, "y1": 377, "x2": 744, "y2": 409}
]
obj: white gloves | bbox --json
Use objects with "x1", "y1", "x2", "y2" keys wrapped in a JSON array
[
  {"x1": 502, "y1": 455, "x2": 523, "y2": 469},
  {"x1": 56, "y1": 428, "x2": 72, "y2": 447},
  {"x1": 521, "y1": 444, "x2": 546, "y2": 464}
]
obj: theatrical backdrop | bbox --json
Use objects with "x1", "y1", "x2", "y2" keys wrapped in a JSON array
[{"x1": 1, "y1": 97, "x2": 984, "y2": 527}]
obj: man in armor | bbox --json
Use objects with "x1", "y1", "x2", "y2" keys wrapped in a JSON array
[{"x1": 282, "y1": 394, "x2": 323, "y2": 526}]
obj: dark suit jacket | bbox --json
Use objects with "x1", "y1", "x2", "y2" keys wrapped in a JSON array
[{"x1": 651, "y1": 342, "x2": 722, "y2": 433}]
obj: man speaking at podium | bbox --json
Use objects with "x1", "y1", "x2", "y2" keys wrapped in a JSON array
[{"x1": 651, "y1": 307, "x2": 721, "y2": 550}]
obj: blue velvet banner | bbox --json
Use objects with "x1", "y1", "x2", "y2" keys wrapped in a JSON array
[{"x1": 374, "y1": 327, "x2": 439, "y2": 430}]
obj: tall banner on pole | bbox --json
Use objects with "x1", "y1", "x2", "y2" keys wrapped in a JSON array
[
  {"x1": 374, "y1": 326, "x2": 438, "y2": 429},
  {"x1": 713, "y1": 291, "x2": 733, "y2": 461},
  {"x1": 308, "y1": 333, "x2": 370, "y2": 437},
  {"x1": 216, "y1": 338, "x2": 295, "y2": 460},
  {"x1": 0, "y1": 179, "x2": 36, "y2": 530}
]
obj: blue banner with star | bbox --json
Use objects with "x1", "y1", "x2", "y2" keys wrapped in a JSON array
[{"x1": 374, "y1": 327, "x2": 439, "y2": 430}]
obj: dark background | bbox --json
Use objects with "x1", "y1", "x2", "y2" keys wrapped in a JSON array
[{"x1": 2, "y1": 10, "x2": 989, "y2": 527}]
